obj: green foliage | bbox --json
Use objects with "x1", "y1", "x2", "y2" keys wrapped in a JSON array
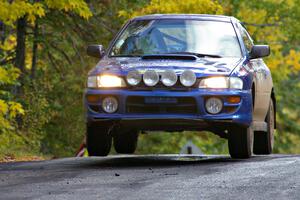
[
  {"x1": 44, "y1": 0, "x2": 92, "y2": 19},
  {"x1": 0, "y1": 0, "x2": 91, "y2": 26},
  {"x1": 137, "y1": 131, "x2": 228, "y2": 154},
  {"x1": 0, "y1": 64, "x2": 27, "y2": 158},
  {"x1": 119, "y1": 0, "x2": 223, "y2": 18},
  {"x1": 0, "y1": 64, "x2": 24, "y2": 132},
  {"x1": 0, "y1": 0, "x2": 45, "y2": 25},
  {"x1": 0, "y1": 0, "x2": 92, "y2": 159}
]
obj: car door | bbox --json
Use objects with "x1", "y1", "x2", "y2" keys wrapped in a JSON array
[
  {"x1": 238, "y1": 24, "x2": 269, "y2": 121},
  {"x1": 255, "y1": 58, "x2": 273, "y2": 117}
]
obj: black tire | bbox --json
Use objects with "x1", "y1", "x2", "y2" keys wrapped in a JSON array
[
  {"x1": 113, "y1": 130, "x2": 139, "y2": 154},
  {"x1": 86, "y1": 123, "x2": 112, "y2": 156},
  {"x1": 228, "y1": 126, "x2": 253, "y2": 159},
  {"x1": 253, "y1": 99, "x2": 275, "y2": 154}
]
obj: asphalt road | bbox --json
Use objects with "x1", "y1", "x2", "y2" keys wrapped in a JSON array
[{"x1": 0, "y1": 154, "x2": 299, "y2": 200}]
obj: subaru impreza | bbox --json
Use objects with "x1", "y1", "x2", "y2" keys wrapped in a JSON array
[{"x1": 85, "y1": 14, "x2": 276, "y2": 158}]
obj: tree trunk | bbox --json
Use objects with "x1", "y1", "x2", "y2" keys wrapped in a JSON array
[
  {"x1": 0, "y1": 21, "x2": 5, "y2": 45},
  {"x1": 15, "y1": 16, "x2": 27, "y2": 95},
  {"x1": 31, "y1": 20, "x2": 38, "y2": 79},
  {"x1": 0, "y1": 21, "x2": 5, "y2": 56}
]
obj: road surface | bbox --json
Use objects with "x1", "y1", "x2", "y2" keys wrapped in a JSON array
[{"x1": 0, "y1": 154, "x2": 299, "y2": 200}]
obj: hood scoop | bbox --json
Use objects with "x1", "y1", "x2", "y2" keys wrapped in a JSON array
[{"x1": 141, "y1": 54, "x2": 197, "y2": 61}]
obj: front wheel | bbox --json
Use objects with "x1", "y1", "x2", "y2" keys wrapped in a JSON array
[
  {"x1": 86, "y1": 123, "x2": 112, "y2": 156},
  {"x1": 228, "y1": 126, "x2": 253, "y2": 159},
  {"x1": 253, "y1": 99, "x2": 275, "y2": 154}
]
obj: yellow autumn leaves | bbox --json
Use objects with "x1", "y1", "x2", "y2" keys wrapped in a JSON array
[
  {"x1": 119, "y1": 0, "x2": 223, "y2": 18},
  {"x1": 0, "y1": 0, "x2": 92, "y2": 133},
  {"x1": 0, "y1": 100, "x2": 24, "y2": 117},
  {"x1": 0, "y1": 0, "x2": 45, "y2": 25},
  {"x1": 0, "y1": 0, "x2": 92, "y2": 26},
  {"x1": 235, "y1": 1, "x2": 300, "y2": 76},
  {"x1": 285, "y1": 50, "x2": 300, "y2": 72},
  {"x1": 44, "y1": 0, "x2": 92, "y2": 19},
  {"x1": 0, "y1": 79, "x2": 24, "y2": 132}
]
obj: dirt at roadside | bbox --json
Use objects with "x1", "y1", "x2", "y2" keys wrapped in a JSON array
[{"x1": 0, "y1": 154, "x2": 45, "y2": 163}]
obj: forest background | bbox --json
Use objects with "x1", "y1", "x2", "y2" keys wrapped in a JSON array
[{"x1": 0, "y1": 0, "x2": 299, "y2": 160}]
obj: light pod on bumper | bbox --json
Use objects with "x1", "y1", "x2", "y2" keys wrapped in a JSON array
[
  {"x1": 143, "y1": 70, "x2": 159, "y2": 86},
  {"x1": 161, "y1": 70, "x2": 177, "y2": 86},
  {"x1": 102, "y1": 96, "x2": 118, "y2": 113},
  {"x1": 180, "y1": 70, "x2": 196, "y2": 87},
  {"x1": 127, "y1": 70, "x2": 142, "y2": 86},
  {"x1": 205, "y1": 97, "x2": 223, "y2": 114}
]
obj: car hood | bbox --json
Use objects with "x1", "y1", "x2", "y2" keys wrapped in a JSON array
[{"x1": 89, "y1": 57, "x2": 243, "y2": 77}]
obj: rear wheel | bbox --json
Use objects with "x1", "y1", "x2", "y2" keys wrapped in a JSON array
[
  {"x1": 228, "y1": 126, "x2": 253, "y2": 159},
  {"x1": 86, "y1": 123, "x2": 112, "y2": 156},
  {"x1": 113, "y1": 130, "x2": 139, "y2": 154},
  {"x1": 253, "y1": 99, "x2": 275, "y2": 154}
]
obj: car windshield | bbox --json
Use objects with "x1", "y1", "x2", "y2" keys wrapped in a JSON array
[{"x1": 110, "y1": 19, "x2": 242, "y2": 58}]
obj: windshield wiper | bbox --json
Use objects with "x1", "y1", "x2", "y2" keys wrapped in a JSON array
[
  {"x1": 110, "y1": 54, "x2": 141, "y2": 57},
  {"x1": 169, "y1": 52, "x2": 222, "y2": 58},
  {"x1": 141, "y1": 54, "x2": 197, "y2": 61}
]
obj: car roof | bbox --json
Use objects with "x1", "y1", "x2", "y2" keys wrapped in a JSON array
[{"x1": 132, "y1": 14, "x2": 237, "y2": 23}]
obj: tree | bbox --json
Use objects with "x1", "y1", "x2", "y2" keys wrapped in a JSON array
[
  {"x1": 0, "y1": 0, "x2": 91, "y2": 157},
  {"x1": 119, "y1": 0, "x2": 223, "y2": 18}
]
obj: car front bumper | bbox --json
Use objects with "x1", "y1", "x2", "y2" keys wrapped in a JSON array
[{"x1": 84, "y1": 88, "x2": 252, "y2": 130}]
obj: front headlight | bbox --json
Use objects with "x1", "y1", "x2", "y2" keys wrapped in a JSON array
[
  {"x1": 199, "y1": 77, "x2": 243, "y2": 89},
  {"x1": 87, "y1": 75, "x2": 126, "y2": 88}
]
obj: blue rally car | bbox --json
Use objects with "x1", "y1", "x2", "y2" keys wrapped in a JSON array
[{"x1": 85, "y1": 14, "x2": 276, "y2": 159}]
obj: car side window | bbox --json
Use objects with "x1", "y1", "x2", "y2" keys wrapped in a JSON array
[{"x1": 238, "y1": 24, "x2": 254, "y2": 53}]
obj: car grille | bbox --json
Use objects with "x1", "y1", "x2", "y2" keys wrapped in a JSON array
[{"x1": 126, "y1": 96, "x2": 197, "y2": 114}]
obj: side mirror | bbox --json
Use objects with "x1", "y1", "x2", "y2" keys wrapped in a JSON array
[
  {"x1": 87, "y1": 45, "x2": 105, "y2": 58},
  {"x1": 249, "y1": 45, "x2": 270, "y2": 59}
]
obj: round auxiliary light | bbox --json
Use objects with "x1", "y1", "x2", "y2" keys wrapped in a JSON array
[
  {"x1": 180, "y1": 70, "x2": 196, "y2": 87},
  {"x1": 102, "y1": 96, "x2": 118, "y2": 113},
  {"x1": 205, "y1": 97, "x2": 223, "y2": 114},
  {"x1": 143, "y1": 70, "x2": 159, "y2": 86},
  {"x1": 127, "y1": 70, "x2": 142, "y2": 86},
  {"x1": 161, "y1": 70, "x2": 177, "y2": 86}
]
